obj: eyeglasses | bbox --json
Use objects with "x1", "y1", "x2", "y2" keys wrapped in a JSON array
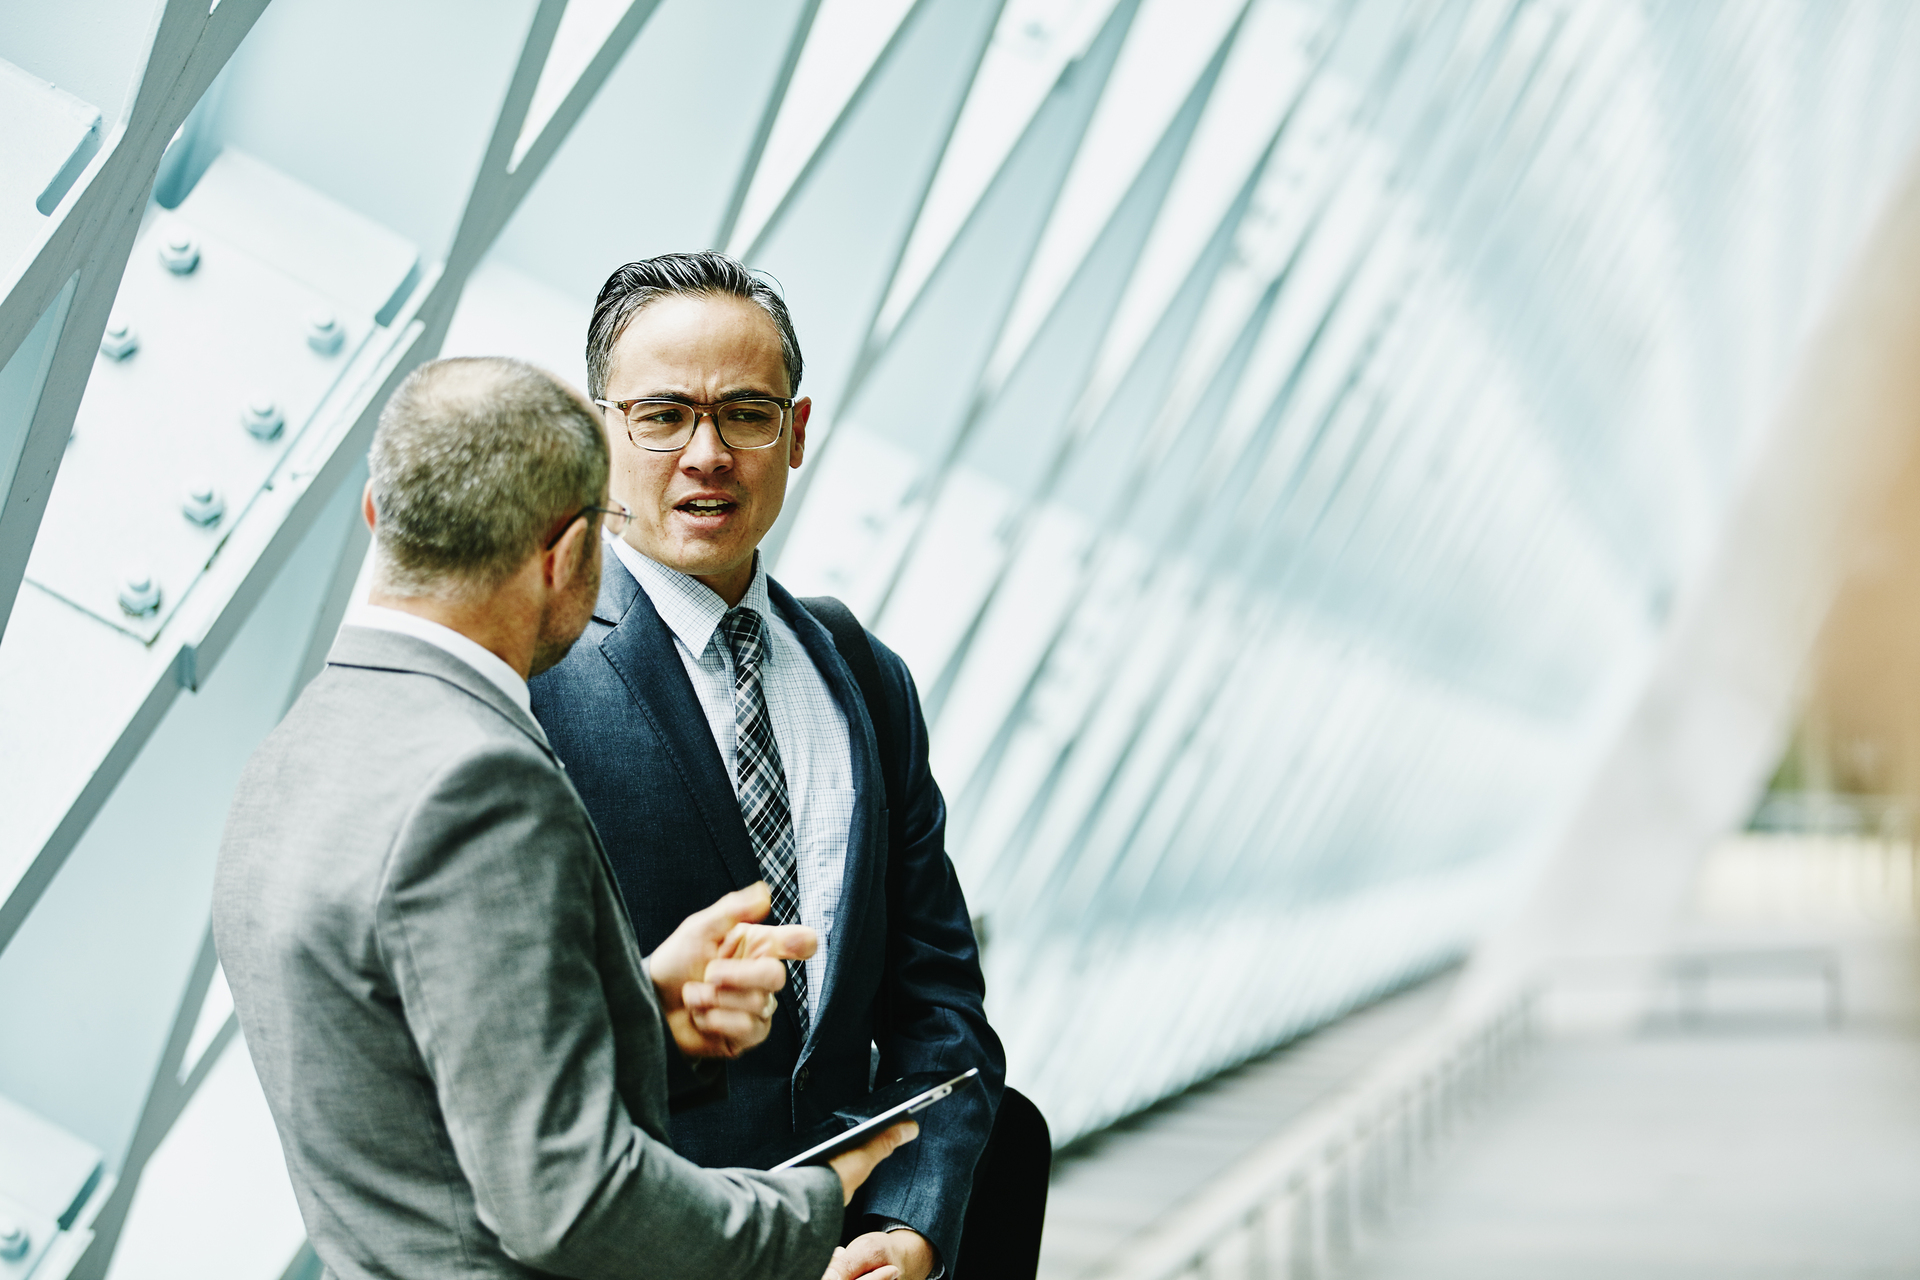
[
  {"x1": 545, "y1": 500, "x2": 632, "y2": 550},
  {"x1": 595, "y1": 396, "x2": 793, "y2": 452}
]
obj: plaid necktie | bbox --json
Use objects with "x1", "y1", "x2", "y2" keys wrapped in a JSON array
[{"x1": 718, "y1": 606, "x2": 807, "y2": 1036}]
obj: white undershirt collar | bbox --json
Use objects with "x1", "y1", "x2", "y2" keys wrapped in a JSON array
[{"x1": 348, "y1": 604, "x2": 531, "y2": 719}]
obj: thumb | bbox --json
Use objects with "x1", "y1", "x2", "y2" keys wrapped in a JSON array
[{"x1": 887, "y1": 1119, "x2": 920, "y2": 1152}]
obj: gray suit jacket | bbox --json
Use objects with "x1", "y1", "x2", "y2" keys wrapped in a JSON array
[{"x1": 213, "y1": 626, "x2": 843, "y2": 1280}]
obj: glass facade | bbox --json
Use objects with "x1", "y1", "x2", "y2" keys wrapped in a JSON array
[{"x1": 4, "y1": 1, "x2": 1920, "y2": 1274}]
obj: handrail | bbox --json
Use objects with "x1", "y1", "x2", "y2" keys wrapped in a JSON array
[{"x1": 1080, "y1": 990, "x2": 1538, "y2": 1280}]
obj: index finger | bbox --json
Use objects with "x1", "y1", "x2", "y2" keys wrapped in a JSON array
[{"x1": 728, "y1": 922, "x2": 818, "y2": 962}]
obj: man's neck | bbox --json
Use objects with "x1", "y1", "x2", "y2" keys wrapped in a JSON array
[
  {"x1": 692, "y1": 565, "x2": 754, "y2": 608},
  {"x1": 366, "y1": 588, "x2": 535, "y2": 679},
  {"x1": 613, "y1": 534, "x2": 759, "y2": 608}
]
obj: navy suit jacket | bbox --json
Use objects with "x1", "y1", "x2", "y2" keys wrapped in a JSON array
[{"x1": 529, "y1": 555, "x2": 1004, "y2": 1267}]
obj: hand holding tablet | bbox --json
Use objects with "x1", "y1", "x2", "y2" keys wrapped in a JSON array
[
  {"x1": 774, "y1": 1069, "x2": 982, "y2": 1171},
  {"x1": 826, "y1": 1119, "x2": 921, "y2": 1206}
]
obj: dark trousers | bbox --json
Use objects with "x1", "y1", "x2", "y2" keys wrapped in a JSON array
[{"x1": 954, "y1": 1088, "x2": 1050, "y2": 1279}]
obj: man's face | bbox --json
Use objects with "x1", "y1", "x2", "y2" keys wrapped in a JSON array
[{"x1": 601, "y1": 293, "x2": 809, "y2": 603}]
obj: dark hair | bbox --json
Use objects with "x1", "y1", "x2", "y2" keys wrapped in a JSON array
[
  {"x1": 585, "y1": 250, "x2": 803, "y2": 399},
  {"x1": 369, "y1": 357, "x2": 608, "y2": 597}
]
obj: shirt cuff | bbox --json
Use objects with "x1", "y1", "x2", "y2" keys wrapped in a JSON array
[{"x1": 869, "y1": 1218, "x2": 942, "y2": 1280}]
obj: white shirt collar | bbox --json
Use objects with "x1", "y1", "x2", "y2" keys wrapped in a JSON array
[
  {"x1": 347, "y1": 604, "x2": 531, "y2": 718},
  {"x1": 607, "y1": 532, "x2": 773, "y2": 657}
]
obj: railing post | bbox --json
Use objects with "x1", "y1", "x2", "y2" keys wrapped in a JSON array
[
  {"x1": 1289, "y1": 1172, "x2": 1318, "y2": 1280},
  {"x1": 1326, "y1": 1143, "x2": 1349, "y2": 1262},
  {"x1": 1112, "y1": 993, "x2": 1543, "y2": 1280}
]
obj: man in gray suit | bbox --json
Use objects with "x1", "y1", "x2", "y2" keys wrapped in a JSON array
[{"x1": 214, "y1": 357, "x2": 916, "y2": 1280}]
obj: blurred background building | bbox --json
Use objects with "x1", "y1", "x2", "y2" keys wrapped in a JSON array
[{"x1": 4, "y1": 1, "x2": 1920, "y2": 1277}]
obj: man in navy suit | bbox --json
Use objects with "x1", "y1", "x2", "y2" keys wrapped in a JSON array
[{"x1": 530, "y1": 252, "x2": 1004, "y2": 1280}]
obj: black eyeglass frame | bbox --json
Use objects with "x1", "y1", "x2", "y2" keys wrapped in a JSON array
[
  {"x1": 594, "y1": 395, "x2": 795, "y2": 453},
  {"x1": 545, "y1": 501, "x2": 632, "y2": 551}
]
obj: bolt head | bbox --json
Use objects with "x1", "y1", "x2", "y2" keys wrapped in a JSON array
[
  {"x1": 99, "y1": 318, "x2": 138, "y2": 360},
  {"x1": 119, "y1": 569, "x2": 161, "y2": 616},
  {"x1": 183, "y1": 483, "x2": 225, "y2": 526},
  {"x1": 158, "y1": 233, "x2": 200, "y2": 274},
  {"x1": 0, "y1": 1217, "x2": 28, "y2": 1261},
  {"x1": 241, "y1": 398, "x2": 285, "y2": 441},
  {"x1": 306, "y1": 311, "x2": 345, "y2": 355}
]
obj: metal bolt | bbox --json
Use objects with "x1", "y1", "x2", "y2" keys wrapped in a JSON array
[
  {"x1": 119, "y1": 569, "x2": 161, "y2": 617},
  {"x1": 0, "y1": 1217, "x2": 26, "y2": 1261},
  {"x1": 100, "y1": 317, "x2": 138, "y2": 360},
  {"x1": 241, "y1": 397, "x2": 285, "y2": 441},
  {"x1": 306, "y1": 310, "x2": 344, "y2": 355},
  {"x1": 182, "y1": 482, "x2": 225, "y2": 526},
  {"x1": 158, "y1": 231, "x2": 200, "y2": 274}
]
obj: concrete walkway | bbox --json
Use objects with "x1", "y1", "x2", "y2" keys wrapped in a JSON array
[{"x1": 1349, "y1": 930, "x2": 1920, "y2": 1280}]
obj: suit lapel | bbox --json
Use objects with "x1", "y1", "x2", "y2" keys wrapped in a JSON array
[
  {"x1": 768, "y1": 579, "x2": 887, "y2": 1038},
  {"x1": 592, "y1": 556, "x2": 767, "y2": 896}
]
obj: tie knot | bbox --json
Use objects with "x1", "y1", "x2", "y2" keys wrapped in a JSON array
[{"x1": 718, "y1": 607, "x2": 768, "y2": 677}]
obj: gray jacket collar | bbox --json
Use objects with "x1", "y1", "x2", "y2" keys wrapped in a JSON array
[{"x1": 327, "y1": 625, "x2": 554, "y2": 757}]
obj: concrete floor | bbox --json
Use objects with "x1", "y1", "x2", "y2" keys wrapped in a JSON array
[
  {"x1": 1349, "y1": 1030, "x2": 1920, "y2": 1280},
  {"x1": 1350, "y1": 929, "x2": 1920, "y2": 1280}
]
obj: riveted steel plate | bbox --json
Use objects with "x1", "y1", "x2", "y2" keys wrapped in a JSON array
[{"x1": 24, "y1": 216, "x2": 378, "y2": 642}]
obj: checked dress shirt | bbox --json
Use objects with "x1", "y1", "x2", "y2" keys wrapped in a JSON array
[{"x1": 607, "y1": 535, "x2": 854, "y2": 1018}]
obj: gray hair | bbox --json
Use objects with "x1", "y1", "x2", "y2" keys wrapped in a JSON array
[
  {"x1": 369, "y1": 357, "x2": 608, "y2": 598},
  {"x1": 585, "y1": 250, "x2": 803, "y2": 399}
]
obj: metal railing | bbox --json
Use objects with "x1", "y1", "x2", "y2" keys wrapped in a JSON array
[{"x1": 1081, "y1": 991, "x2": 1538, "y2": 1280}]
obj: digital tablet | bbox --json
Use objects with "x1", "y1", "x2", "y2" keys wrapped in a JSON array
[{"x1": 770, "y1": 1068, "x2": 980, "y2": 1171}]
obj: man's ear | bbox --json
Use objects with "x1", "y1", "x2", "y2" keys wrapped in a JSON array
[
  {"x1": 545, "y1": 515, "x2": 592, "y2": 589},
  {"x1": 789, "y1": 397, "x2": 811, "y2": 470},
  {"x1": 362, "y1": 480, "x2": 378, "y2": 531}
]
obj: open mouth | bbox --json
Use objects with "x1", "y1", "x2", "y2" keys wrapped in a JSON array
[{"x1": 676, "y1": 497, "x2": 736, "y2": 518}]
